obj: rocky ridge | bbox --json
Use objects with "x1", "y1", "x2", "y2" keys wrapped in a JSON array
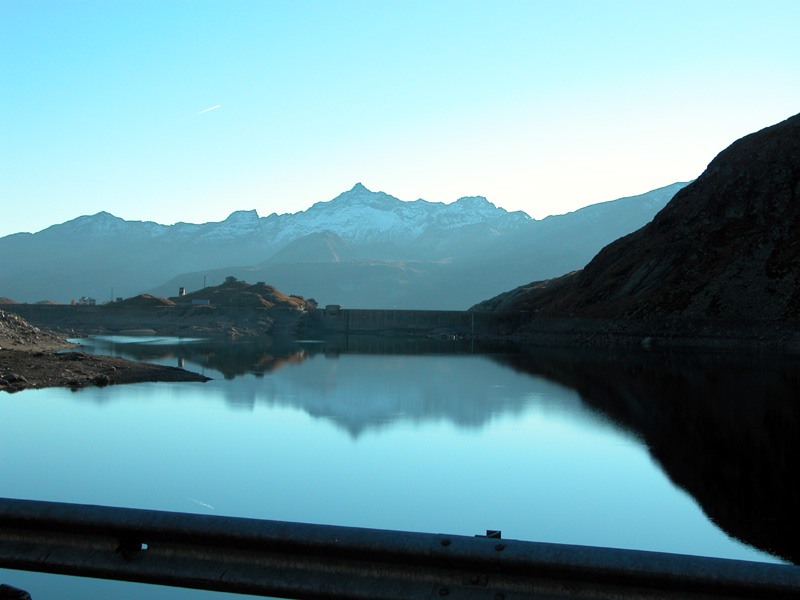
[{"x1": 475, "y1": 113, "x2": 800, "y2": 330}]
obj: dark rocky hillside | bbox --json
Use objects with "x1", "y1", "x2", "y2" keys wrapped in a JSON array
[{"x1": 475, "y1": 113, "x2": 800, "y2": 322}]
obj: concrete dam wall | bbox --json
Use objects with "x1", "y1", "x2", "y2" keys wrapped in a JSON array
[{"x1": 309, "y1": 308, "x2": 525, "y2": 336}]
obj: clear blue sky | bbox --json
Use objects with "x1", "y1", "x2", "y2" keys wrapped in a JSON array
[{"x1": 2, "y1": 0, "x2": 798, "y2": 237}]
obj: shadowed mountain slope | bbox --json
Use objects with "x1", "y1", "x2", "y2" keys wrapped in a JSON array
[
  {"x1": 260, "y1": 231, "x2": 357, "y2": 265},
  {"x1": 474, "y1": 113, "x2": 800, "y2": 320}
]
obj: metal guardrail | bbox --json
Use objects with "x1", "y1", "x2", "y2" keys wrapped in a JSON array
[{"x1": 1, "y1": 497, "x2": 799, "y2": 599}]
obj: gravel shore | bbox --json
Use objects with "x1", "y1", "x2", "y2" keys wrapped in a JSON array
[{"x1": 0, "y1": 309, "x2": 210, "y2": 393}]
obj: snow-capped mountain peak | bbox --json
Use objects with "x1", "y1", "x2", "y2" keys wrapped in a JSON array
[
  {"x1": 41, "y1": 211, "x2": 167, "y2": 238},
  {"x1": 225, "y1": 209, "x2": 260, "y2": 221},
  {"x1": 258, "y1": 183, "x2": 527, "y2": 246},
  {"x1": 35, "y1": 184, "x2": 527, "y2": 248},
  {"x1": 451, "y1": 196, "x2": 496, "y2": 211}
]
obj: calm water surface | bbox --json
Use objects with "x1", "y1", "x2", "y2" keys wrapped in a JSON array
[{"x1": 2, "y1": 335, "x2": 797, "y2": 598}]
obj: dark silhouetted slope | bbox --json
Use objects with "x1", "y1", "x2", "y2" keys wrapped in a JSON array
[{"x1": 476, "y1": 113, "x2": 800, "y2": 321}]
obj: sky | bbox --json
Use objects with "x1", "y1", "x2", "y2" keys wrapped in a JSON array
[{"x1": 2, "y1": 0, "x2": 799, "y2": 238}]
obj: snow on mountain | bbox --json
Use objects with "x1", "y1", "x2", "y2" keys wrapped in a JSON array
[
  {"x1": 39, "y1": 211, "x2": 169, "y2": 238},
  {"x1": 258, "y1": 183, "x2": 529, "y2": 246},
  {"x1": 196, "y1": 209, "x2": 263, "y2": 240},
  {"x1": 0, "y1": 181, "x2": 689, "y2": 305},
  {"x1": 35, "y1": 183, "x2": 526, "y2": 249}
]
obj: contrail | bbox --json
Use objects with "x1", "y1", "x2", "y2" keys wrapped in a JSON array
[
  {"x1": 196, "y1": 104, "x2": 221, "y2": 115},
  {"x1": 188, "y1": 496, "x2": 215, "y2": 510}
]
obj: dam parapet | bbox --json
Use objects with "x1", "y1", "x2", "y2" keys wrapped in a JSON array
[{"x1": 308, "y1": 307, "x2": 526, "y2": 337}]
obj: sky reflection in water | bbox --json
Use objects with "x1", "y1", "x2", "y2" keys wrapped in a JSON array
[{"x1": 1, "y1": 336, "x2": 790, "y2": 598}]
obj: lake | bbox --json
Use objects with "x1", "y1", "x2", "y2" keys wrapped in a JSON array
[{"x1": 2, "y1": 335, "x2": 798, "y2": 599}]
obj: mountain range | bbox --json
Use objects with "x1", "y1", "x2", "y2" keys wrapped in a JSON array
[{"x1": 0, "y1": 182, "x2": 688, "y2": 309}]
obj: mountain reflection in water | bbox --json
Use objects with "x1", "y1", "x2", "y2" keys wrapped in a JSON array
[
  {"x1": 493, "y1": 347, "x2": 800, "y2": 565},
  {"x1": 74, "y1": 335, "x2": 575, "y2": 435},
  {"x1": 73, "y1": 335, "x2": 800, "y2": 564},
  {"x1": 75, "y1": 335, "x2": 311, "y2": 379},
  {"x1": 77, "y1": 335, "x2": 517, "y2": 377}
]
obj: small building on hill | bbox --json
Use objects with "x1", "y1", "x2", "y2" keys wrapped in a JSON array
[{"x1": 78, "y1": 297, "x2": 96, "y2": 306}]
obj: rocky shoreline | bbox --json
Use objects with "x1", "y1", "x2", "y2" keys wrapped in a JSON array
[
  {"x1": 0, "y1": 350, "x2": 211, "y2": 393},
  {"x1": 0, "y1": 309, "x2": 210, "y2": 393},
  {"x1": 506, "y1": 315, "x2": 800, "y2": 354}
]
